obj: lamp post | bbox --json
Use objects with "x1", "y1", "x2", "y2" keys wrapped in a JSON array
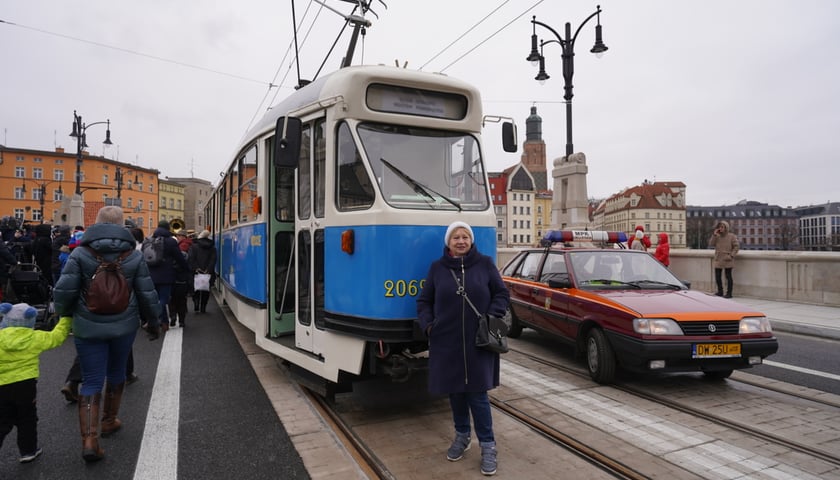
[
  {"x1": 68, "y1": 110, "x2": 112, "y2": 226},
  {"x1": 526, "y1": 6, "x2": 608, "y2": 158},
  {"x1": 21, "y1": 180, "x2": 63, "y2": 224},
  {"x1": 114, "y1": 166, "x2": 138, "y2": 204},
  {"x1": 70, "y1": 110, "x2": 113, "y2": 196}
]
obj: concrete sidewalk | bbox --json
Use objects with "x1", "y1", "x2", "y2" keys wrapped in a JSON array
[{"x1": 734, "y1": 297, "x2": 840, "y2": 341}]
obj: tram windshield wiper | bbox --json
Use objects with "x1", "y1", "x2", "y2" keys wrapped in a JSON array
[{"x1": 380, "y1": 157, "x2": 462, "y2": 211}]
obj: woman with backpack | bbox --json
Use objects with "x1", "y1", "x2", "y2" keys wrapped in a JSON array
[{"x1": 53, "y1": 206, "x2": 161, "y2": 462}]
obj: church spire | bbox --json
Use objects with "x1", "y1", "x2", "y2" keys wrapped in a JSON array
[{"x1": 525, "y1": 105, "x2": 542, "y2": 142}]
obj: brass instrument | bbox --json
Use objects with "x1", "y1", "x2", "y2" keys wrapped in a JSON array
[{"x1": 170, "y1": 218, "x2": 185, "y2": 232}]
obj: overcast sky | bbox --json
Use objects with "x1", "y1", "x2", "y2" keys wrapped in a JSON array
[{"x1": 2, "y1": 0, "x2": 837, "y2": 208}]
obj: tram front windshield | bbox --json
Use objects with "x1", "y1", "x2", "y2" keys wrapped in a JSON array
[{"x1": 357, "y1": 123, "x2": 489, "y2": 211}]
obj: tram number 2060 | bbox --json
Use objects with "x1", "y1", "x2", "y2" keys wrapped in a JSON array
[{"x1": 384, "y1": 279, "x2": 426, "y2": 298}]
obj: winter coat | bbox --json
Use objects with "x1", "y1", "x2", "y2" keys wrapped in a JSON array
[
  {"x1": 0, "y1": 316, "x2": 71, "y2": 386},
  {"x1": 416, "y1": 245, "x2": 510, "y2": 395},
  {"x1": 31, "y1": 224, "x2": 53, "y2": 282},
  {"x1": 709, "y1": 221, "x2": 740, "y2": 269},
  {"x1": 51, "y1": 230, "x2": 71, "y2": 275},
  {"x1": 188, "y1": 237, "x2": 217, "y2": 273},
  {"x1": 147, "y1": 227, "x2": 190, "y2": 286},
  {"x1": 53, "y1": 222, "x2": 162, "y2": 338},
  {"x1": 654, "y1": 233, "x2": 670, "y2": 267},
  {"x1": 628, "y1": 225, "x2": 651, "y2": 251},
  {"x1": 0, "y1": 241, "x2": 16, "y2": 284}
]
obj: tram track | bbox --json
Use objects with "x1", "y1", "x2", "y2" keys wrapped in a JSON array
[
  {"x1": 489, "y1": 398, "x2": 650, "y2": 480},
  {"x1": 509, "y1": 346, "x2": 840, "y2": 468},
  {"x1": 301, "y1": 386, "x2": 397, "y2": 480}
]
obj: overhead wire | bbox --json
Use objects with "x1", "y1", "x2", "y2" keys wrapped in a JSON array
[
  {"x1": 437, "y1": 0, "x2": 546, "y2": 74},
  {"x1": 0, "y1": 18, "x2": 274, "y2": 87}
]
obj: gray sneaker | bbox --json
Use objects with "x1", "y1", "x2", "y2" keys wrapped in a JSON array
[
  {"x1": 480, "y1": 441, "x2": 497, "y2": 475},
  {"x1": 446, "y1": 432, "x2": 471, "y2": 461}
]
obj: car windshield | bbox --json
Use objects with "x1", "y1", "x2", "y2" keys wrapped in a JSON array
[
  {"x1": 357, "y1": 122, "x2": 489, "y2": 211},
  {"x1": 567, "y1": 251, "x2": 686, "y2": 289}
]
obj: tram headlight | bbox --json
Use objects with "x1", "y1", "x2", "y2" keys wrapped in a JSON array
[
  {"x1": 633, "y1": 318, "x2": 682, "y2": 335},
  {"x1": 739, "y1": 316, "x2": 772, "y2": 333}
]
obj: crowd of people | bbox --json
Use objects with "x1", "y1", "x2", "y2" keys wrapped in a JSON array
[{"x1": 0, "y1": 209, "x2": 217, "y2": 465}]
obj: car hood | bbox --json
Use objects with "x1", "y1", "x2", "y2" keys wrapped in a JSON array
[{"x1": 596, "y1": 290, "x2": 765, "y2": 320}]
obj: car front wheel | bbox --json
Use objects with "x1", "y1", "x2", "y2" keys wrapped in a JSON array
[{"x1": 586, "y1": 329, "x2": 616, "y2": 384}]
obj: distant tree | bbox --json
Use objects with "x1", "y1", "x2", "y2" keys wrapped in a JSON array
[
  {"x1": 778, "y1": 222, "x2": 799, "y2": 251},
  {"x1": 686, "y1": 215, "x2": 717, "y2": 249}
]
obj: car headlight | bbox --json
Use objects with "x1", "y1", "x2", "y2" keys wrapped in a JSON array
[
  {"x1": 633, "y1": 318, "x2": 683, "y2": 335},
  {"x1": 740, "y1": 316, "x2": 772, "y2": 333}
]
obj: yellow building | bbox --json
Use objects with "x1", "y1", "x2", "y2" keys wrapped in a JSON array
[
  {"x1": 158, "y1": 179, "x2": 186, "y2": 230},
  {"x1": 0, "y1": 144, "x2": 159, "y2": 229}
]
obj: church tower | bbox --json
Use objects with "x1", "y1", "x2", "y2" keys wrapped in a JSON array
[{"x1": 520, "y1": 106, "x2": 548, "y2": 191}]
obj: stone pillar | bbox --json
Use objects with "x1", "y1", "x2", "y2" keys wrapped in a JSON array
[
  {"x1": 551, "y1": 152, "x2": 590, "y2": 230},
  {"x1": 68, "y1": 194, "x2": 85, "y2": 228}
]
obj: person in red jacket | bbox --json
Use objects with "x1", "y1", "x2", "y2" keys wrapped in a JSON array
[
  {"x1": 654, "y1": 232, "x2": 670, "y2": 267},
  {"x1": 628, "y1": 225, "x2": 651, "y2": 251}
]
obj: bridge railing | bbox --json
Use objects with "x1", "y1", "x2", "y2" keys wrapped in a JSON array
[{"x1": 497, "y1": 248, "x2": 840, "y2": 307}]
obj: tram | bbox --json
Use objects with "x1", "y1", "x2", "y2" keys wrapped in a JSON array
[{"x1": 206, "y1": 64, "x2": 516, "y2": 394}]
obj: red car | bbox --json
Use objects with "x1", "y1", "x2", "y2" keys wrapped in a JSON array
[{"x1": 501, "y1": 231, "x2": 779, "y2": 383}]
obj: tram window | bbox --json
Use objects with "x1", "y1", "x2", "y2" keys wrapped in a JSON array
[
  {"x1": 298, "y1": 125, "x2": 311, "y2": 220},
  {"x1": 240, "y1": 146, "x2": 258, "y2": 223},
  {"x1": 336, "y1": 122, "x2": 374, "y2": 210},
  {"x1": 269, "y1": 136, "x2": 295, "y2": 222},
  {"x1": 314, "y1": 120, "x2": 326, "y2": 219},
  {"x1": 228, "y1": 159, "x2": 239, "y2": 226}
]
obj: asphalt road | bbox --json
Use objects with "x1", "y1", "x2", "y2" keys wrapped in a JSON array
[{"x1": 0, "y1": 299, "x2": 310, "y2": 479}]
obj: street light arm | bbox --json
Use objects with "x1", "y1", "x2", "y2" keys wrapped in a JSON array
[
  {"x1": 532, "y1": 19, "x2": 566, "y2": 47},
  {"x1": 570, "y1": 8, "x2": 603, "y2": 46}
]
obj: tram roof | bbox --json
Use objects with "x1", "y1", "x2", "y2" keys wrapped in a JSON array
[{"x1": 239, "y1": 65, "x2": 484, "y2": 152}]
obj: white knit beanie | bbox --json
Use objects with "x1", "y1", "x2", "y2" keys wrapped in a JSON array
[{"x1": 444, "y1": 221, "x2": 474, "y2": 245}]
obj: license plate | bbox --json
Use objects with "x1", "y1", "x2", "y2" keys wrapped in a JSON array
[{"x1": 692, "y1": 343, "x2": 741, "y2": 358}]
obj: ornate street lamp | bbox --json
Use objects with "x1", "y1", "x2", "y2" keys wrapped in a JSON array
[
  {"x1": 527, "y1": 6, "x2": 608, "y2": 158},
  {"x1": 69, "y1": 110, "x2": 113, "y2": 196}
]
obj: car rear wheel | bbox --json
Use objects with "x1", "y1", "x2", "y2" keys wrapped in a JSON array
[
  {"x1": 586, "y1": 329, "x2": 616, "y2": 384},
  {"x1": 507, "y1": 309, "x2": 523, "y2": 338},
  {"x1": 703, "y1": 369, "x2": 733, "y2": 380}
]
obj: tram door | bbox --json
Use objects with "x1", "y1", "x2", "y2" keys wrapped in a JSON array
[{"x1": 293, "y1": 119, "x2": 327, "y2": 353}]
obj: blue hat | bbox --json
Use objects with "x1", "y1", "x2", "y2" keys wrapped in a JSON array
[{"x1": 0, "y1": 303, "x2": 38, "y2": 329}]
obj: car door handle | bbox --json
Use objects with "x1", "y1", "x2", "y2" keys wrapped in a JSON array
[{"x1": 531, "y1": 287, "x2": 540, "y2": 295}]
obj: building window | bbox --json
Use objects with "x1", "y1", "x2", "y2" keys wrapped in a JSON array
[
  {"x1": 15, "y1": 167, "x2": 25, "y2": 178},
  {"x1": 103, "y1": 175, "x2": 109, "y2": 185},
  {"x1": 54, "y1": 170, "x2": 65, "y2": 181},
  {"x1": 33, "y1": 168, "x2": 43, "y2": 179},
  {"x1": 14, "y1": 208, "x2": 24, "y2": 220},
  {"x1": 14, "y1": 187, "x2": 25, "y2": 200}
]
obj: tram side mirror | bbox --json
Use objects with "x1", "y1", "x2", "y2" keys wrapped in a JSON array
[
  {"x1": 274, "y1": 116, "x2": 302, "y2": 168},
  {"x1": 502, "y1": 121, "x2": 517, "y2": 153}
]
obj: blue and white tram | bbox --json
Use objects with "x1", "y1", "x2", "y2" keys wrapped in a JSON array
[{"x1": 208, "y1": 65, "x2": 516, "y2": 394}]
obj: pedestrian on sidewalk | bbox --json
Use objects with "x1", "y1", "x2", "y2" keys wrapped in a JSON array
[
  {"x1": 188, "y1": 230, "x2": 217, "y2": 313},
  {"x1": 0, "y1": 303, "x2": 71, "y2": 464},
  {"x1": 53, "y1": 206, "x2": 161, "y2": 462},
  {"x1": 168, "y1": 230, "x2": 191, "y2": 327},
  {"x1": 147, "y1": 220, "x2": 189, "y2": 330},
  {"x1": 709, "y1": 220, "x2": 740, "y2": 298},
  {"x1": 416, "y1": 221, "x2": 510, "y2": 476},
  {"x1": 654, "y1": 232, "x2": 670, "y2": 267}
]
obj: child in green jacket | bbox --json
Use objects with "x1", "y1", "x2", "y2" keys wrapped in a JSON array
[{"x1": 0, "y1": 303, "x2": 71, "y2": 463}]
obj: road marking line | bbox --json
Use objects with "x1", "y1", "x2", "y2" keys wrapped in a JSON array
[
  {"x1": 134, "y1": 328, "x2": 182, "y2": 480},
  {"x1": 763, "y1": 359, "x2": 840, "y2": 382}
]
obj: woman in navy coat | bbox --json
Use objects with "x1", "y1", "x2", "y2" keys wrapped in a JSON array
[{"x1": 416, "y1": 221, "x2": 509, "y2": 476}]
